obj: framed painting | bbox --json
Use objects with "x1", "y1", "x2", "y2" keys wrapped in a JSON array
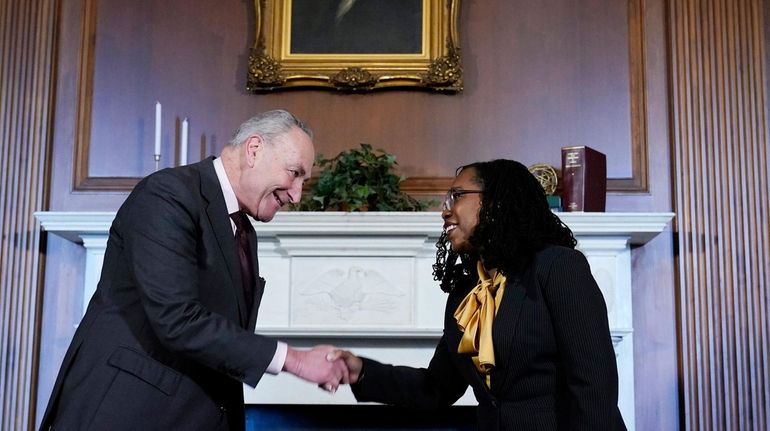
[{"x1": 247, "y1": 0, "x2": 462, "y2": 92}]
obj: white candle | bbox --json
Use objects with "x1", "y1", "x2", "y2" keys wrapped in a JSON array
[
  {"x1": 154, "y1": 101, "x2": 162, "y2": 156},
  {"x1": 180, "y1": 118, "x2": 189, "y2": 166}
]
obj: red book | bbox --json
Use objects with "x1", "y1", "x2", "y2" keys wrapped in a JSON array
[{"x1": 561, "y1": 146, "x2": 607, "y2": 212}]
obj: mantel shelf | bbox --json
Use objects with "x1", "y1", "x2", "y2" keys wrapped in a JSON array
[{"x1": 36, "y1": 211, "x2": 674, "y2": 245}]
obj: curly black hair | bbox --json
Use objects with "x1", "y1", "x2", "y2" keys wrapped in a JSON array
[{"x1": 432, "y1": 159, "x2": 577, "y2": 293}]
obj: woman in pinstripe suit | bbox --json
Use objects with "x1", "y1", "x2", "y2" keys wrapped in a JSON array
[{"x1": 332, "y1": 159, "x2": 627, "y2": 430}]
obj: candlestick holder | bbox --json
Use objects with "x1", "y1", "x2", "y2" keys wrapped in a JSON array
[{"x1": 154, "y1": 154, "x2": 161, "y2": 172}]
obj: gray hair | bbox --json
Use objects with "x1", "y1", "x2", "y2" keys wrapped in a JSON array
[{"x1": 228, "y1": 109, "x2": 313, "y2": 147}]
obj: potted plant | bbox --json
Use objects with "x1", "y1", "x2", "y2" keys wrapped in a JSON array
[{"x1": 295, "y1": 143, "x2": 429, "y2": 211}]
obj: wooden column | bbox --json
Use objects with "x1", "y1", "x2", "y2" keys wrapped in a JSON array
[
  {"x1": 0, "y1": 0, "x2": 57, "y2": 429},
  {"x1": 668, "y1": 0, "x2": 770, "y2": 429}
]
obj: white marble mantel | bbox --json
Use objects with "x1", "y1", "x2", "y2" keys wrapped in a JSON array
[{"x1": 35, "y1": 211, "x2": 673, "y2": 430}]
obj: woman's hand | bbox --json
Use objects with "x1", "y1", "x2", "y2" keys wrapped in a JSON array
[{"x1": 326, "y1": 349, "x2": 363, "y2": 384}]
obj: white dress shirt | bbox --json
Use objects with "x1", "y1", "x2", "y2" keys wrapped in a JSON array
[{"x1": 213, "y1": 157, "x2": 287, "y2": 375}]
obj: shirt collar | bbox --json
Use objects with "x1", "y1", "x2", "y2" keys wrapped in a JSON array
[{"x1": 213, "y1": 157, "x2": 239, "y2": 216}]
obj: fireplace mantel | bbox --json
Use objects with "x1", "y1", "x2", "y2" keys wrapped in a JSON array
[
  {"x1": 35, "y1": 210, "x2": 673, "y2": 431},
  {"x1": 35, "y1": 211, "x2": 672, "y2": 243}
]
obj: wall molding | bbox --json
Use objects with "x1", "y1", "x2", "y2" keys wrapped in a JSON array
[{"x1": 621, "y1": 0, "x2": 649, "y2": 192}]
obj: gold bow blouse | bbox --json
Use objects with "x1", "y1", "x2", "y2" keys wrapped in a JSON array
[{"x1": 454, "y1": 261, "x2": 507, "y2": 387}]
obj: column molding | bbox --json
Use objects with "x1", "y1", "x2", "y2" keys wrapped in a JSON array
[
  {"x1": 668, "y1": 0, "x2": 770, "y2": 429},
  {"x1": 0, "y1": 0, "x2": 57, "y2": 429}
]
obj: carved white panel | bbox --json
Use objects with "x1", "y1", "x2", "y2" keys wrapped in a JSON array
[
  {"x1": 290, "y1": 260, "x2": 412, "y2": 327},
  {"x1": 80, "y1": 234, "x2": 108, "y2": 318},
  {"x1": 576, "y1": 237, "x2": 632, "y2": 329}
]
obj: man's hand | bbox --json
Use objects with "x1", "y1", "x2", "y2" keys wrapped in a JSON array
[
  {"x1": 326, "y1": 349, "x2": 363, "y2": 384},
  {"x1": 282, "y1": 345, "x2": 350, "y2": 392}
]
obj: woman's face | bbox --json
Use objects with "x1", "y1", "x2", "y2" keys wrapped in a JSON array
[{"x1": 442, "y1": 167, "x2": 483, "y2": 254}]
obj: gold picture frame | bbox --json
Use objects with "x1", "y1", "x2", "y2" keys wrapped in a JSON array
[{"x1": 247, "y1": 0, "x2": 462, "y2": 92}]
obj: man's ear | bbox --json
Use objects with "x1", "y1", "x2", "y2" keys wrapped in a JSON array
[{"x1": 244, "y1": 134, "x2": 263, "y2": 167}]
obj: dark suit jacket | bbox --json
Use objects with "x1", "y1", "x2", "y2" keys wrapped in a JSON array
[
  {"x1": 40, "y1": 157, "x2": 276, "y2": 431},
  {"x1": 352, "y1": 245, "x2": 627, "y2": 430}
]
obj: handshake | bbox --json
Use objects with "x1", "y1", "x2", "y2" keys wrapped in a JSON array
[{"x1": 282, "y1": 345, "x2": 361, "y2": 393}]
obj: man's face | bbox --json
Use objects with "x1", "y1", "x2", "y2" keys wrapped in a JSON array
[{"x1": 237, "y1": 126, "x2": 314, "y2": 222}]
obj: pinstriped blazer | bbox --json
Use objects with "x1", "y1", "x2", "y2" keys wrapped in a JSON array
[{"x1": 352, "y1": 245, "x2": 627, "y2": 430}]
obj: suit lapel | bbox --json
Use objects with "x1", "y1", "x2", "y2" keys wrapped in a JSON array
[
  {"x1": 199, "y1": 157, "x2": 249, "y2": 325},
  {"x1": 489, "y1": 272, "x2": 529, "y2": 393}
]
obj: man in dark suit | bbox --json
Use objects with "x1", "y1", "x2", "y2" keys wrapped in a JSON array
[{"x1": 39, "y1": 110, "x2": 349, "y2": 430}]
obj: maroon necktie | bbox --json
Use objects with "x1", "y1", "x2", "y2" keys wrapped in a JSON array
[{"x1": 230, "y1": 211, "x2": 255, "y2": 313}]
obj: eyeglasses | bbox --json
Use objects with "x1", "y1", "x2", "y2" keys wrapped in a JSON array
[{"x1": 443, "y1": 190, "x2": 483, "y2": 211}]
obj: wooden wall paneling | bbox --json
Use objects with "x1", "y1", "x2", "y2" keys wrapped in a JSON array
[
  {"x1": 70, "y1": 0, "x2": 650, "y2": 195},
  {"x1": 71, "y1": 0, "x2": 137, "y2": 191},
  {"x1": 0, "y1": 0, "x2": 57, "y2": 429},
  {"x1": 668, "y1": 0, "x2": 770, "y2": 429},
  {"x1": 72, "y1": 0, "x2": 97, "y2": 191}
]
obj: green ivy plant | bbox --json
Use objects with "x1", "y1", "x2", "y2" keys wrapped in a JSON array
[{"x1": 295, "y1": 143, "x2": 429, "y2": 211}]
